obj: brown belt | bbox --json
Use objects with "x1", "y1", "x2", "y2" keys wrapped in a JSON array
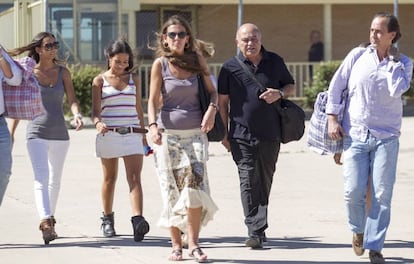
[{"x1": 109, "y1": 127, "x2": 148, "y2": 135}]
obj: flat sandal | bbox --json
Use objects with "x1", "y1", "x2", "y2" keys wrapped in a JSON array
[
  {"x1": 168, "y1": 248, "x2": 183, "y2": 261},
  {"x1": 189, "y1": 247, "x2": 208, "y2": 263}
]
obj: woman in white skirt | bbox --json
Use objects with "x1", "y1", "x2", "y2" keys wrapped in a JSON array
[
  {"x1": 91, "y1": 37, "x2": 149, "y2": 242},
  {"x1": 147, "y1": 15, "x2": 218, "y2": 262}
]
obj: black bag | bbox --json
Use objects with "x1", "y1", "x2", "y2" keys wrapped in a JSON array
[
  {"x1": 198, "y1": 74, "x2": 226, "y2": 141},
  {"x1": 275, "y1": 99, "x2": 306, "y2": 144},
  {"x1": 235, "y1": 56, "x2": 305, "y2": 144}
]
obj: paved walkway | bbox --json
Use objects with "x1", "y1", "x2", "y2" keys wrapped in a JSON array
[{"x1": 1, "y1": 118, "x2": 414, "y2": 264}]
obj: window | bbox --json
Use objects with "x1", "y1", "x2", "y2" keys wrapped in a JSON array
[
  {"x1": 48, "y1": 5, "x2": 75, "y2": 62},
  {"x1": 0, "y1": 4, "x2": 12, "y2": 13},
  {"x1": 136, "y1": 10, "x2": 158, "y2": 60},
  {"x1": 79, "y1": 11, "x2": 116, "y2": 62},
  {"x1": 161, "y1": 9, "x2": 192, "y2": 25},
  {"x1": 47, "y1": 1, "x2": 117, "y2": 63}
]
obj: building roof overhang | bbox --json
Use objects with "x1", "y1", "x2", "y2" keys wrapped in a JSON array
[{"x1": 139, "y1": 0, "x2": 414, "y2": 4}]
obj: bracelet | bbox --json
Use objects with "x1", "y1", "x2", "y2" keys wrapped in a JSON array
[
  {"x1": 148, "y1": 122, "x2": 158, "y2": 128},
  {"x1": 209, "y1": 102, "x2": 218, "y2": 111},
  {"x1": 94, "y1": 120, "x2": 102, "y2": 127}
]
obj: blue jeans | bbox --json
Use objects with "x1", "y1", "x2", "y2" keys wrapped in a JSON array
[
  {"x1": 0, "y1": 115, "x2": 12, "y2": 206},
  {"x1": 343, "y1": 134, "x2": 399, "y2": 252}
]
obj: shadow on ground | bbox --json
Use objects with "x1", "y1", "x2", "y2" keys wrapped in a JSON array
[{"x1": 1, "y1": 235, "x2": 413, "y2": 264}]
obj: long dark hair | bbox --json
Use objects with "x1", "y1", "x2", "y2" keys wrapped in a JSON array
[
  {"x1": 374, "y1": 12, "x2": 402, "y2": 44},
  {"x1": 104, "y1": 37, "x2": 135, "y2": 72},
  {"x1": 8, "y1": 32, "x2": 63, "y2": 64}
]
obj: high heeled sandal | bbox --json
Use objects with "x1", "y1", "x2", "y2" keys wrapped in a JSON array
[{"x1": 189, "y1": 247, "x2": 207, "y2": 263}]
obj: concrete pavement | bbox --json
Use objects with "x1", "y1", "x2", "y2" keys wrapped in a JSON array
[{"x1": 1, "y1": 118, "x2": 414, "y2": 264}]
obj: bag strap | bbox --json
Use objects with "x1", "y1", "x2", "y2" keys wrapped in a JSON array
[
  {"x1": 235, "y1": 56, "x2": 266, "y2": 92},
  {"x1": 234, "y1": 56, "x2": 287, "y2": 114}
]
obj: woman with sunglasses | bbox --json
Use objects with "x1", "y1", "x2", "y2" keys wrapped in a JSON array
[
  {"x1": 9, "y1": 32, "x2": 83, "y2": 244},
  {"x1": 147, "y1": 15, "x2": 218, "y2": 262}
]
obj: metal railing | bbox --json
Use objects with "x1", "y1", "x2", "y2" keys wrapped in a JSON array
[{"x1": 138, "y1": 62, "x2": 318, "y2": 100}]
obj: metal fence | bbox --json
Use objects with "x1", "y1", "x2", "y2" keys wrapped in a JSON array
[{"x1": 138, "y1": 62, "x2": 317, "y2": 100}]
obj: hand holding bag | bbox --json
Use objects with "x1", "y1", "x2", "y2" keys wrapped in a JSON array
[
  {"x1": 2, "y1": 50, "x2": 45, "y2": 120},
  {"x1": 306, "y1": 47, "x2": 366, "y2": 154},
  {"x1": 306, "y1": 89, "x2": 347, "y2": 154},
  {"x1": 198, "y1": 74, "x2": 226, "y2": 142},
  {"x1": 235, "y1": 56, "x2": 305, "y2": 144}
]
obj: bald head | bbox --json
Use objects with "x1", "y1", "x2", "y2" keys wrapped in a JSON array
[
  {"x1": 236, "y1": 23, "x2": 261, "y2": 40},
  {"x1": 236, "y1": 23, "x2": 262, "y2": 59}
]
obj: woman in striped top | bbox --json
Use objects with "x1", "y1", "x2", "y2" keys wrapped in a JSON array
[{"x1": 91, "y1": 38, "x2": 149, "y2": 242}]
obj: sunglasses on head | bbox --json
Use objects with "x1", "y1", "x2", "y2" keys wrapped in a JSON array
[
  {"x1": 43, "y1": 41, "x2": 59, "y2": 51},
  {"x1": 166, "y1": 32, "x2": 187, "y2": 39}
]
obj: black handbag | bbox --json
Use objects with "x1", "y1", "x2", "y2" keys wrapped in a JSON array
[
  {"x1": 276, "y1": 99, "x2": 305, "y2": 143},
  {"x1": 235, "y1": 56, "x2": 305, "y2": 143},
  {"x1": 198, "y1": 74, "x2": 226, "y2": 141}
]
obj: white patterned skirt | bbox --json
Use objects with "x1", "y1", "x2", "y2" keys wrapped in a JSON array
[{"x1": 153, "y1": 128, "x2": 218, "y2": 233}]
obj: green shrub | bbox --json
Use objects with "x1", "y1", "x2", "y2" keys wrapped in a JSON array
[
  {"x1": 303, "y1": 61, "x2": 341, "y2": 108},
  {"x1": 66, "y1": 64, "x2": 103, "y2": 116}
]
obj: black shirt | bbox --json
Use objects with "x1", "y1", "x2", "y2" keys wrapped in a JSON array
[
  {"x1": 308, "y1": 42, "x2": 324, "y2": 62},
  {"x1": 218, "y1": 46, "x2": 295, "y2": 141}
]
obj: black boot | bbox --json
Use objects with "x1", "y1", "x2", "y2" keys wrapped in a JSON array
[
  {"x1": 101, "y1": 212, "x2": 116, "y2": 237},
  {"x1": 131, "y1": 215, "x2": 149, "y2": 242}
]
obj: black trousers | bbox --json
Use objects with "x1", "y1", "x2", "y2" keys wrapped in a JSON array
[{"x1": 230, "y1": 138, "x2": 280, "y2": 236}]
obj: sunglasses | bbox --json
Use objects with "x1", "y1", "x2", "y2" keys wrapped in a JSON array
[
  {"x1": 43, "y1": 42, "x2": 60, "y2": 51},
  {"x1": 166, "y1": 32, "x2": 187, "y2": 39}
]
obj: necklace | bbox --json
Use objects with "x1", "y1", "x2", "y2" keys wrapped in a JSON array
[{"x1": 34, "y1": 66, "x2": 57, "y2": 88}]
